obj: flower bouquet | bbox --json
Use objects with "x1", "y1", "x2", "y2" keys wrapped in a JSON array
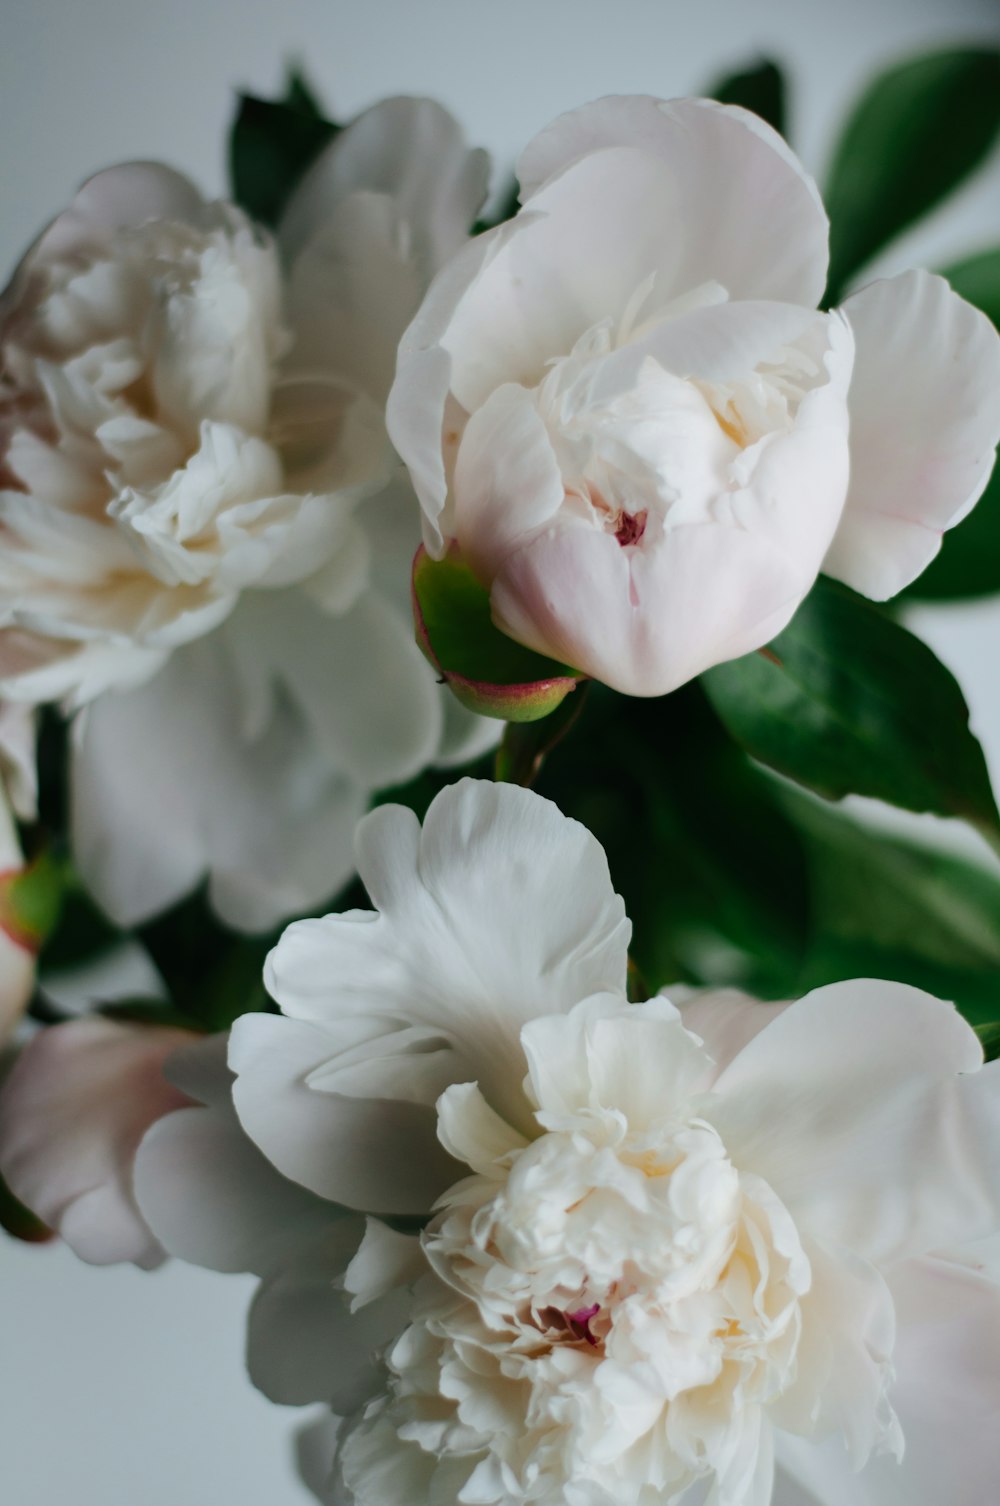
[{"x1": 2, "y1": 45, "x2": 1000, "y2": 1506}]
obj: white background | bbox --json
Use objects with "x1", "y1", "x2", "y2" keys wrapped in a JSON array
[{"x1": 2, "y1": 0, "x2": 1000, "y2": 1502}]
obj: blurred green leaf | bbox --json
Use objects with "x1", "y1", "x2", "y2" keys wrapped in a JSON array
[
  {"x1": 229, "y1": 66, "x2": 339, "y2": 226},
  {"x1": 495, "y1": 686, "x2": 589, "y2": 786},
  {"x1": 903, "y1": 248, "x2": 1000, "y2": 601},
  {"x1": 413, "y1": 547, "x2": 583, "y2": 722},
  {"x1": 0, "y1": 1168, "x2": 53, "y2": 1246},
  {"x1": 825, "y1": 47, "x2": 1000, "y2": 303},
  {"x1": 976, "y1": 1021, "x2": 1000, "y2": 1061},
  {"x1": 98, "y1": 996, "x2": 204, "y2": 1032},
  {"x1": 707, "y1": 59, "x2": 786, "y2": 136},
  {"x1": 779, "y1": 789, "x2": 1000, "y2": 1026},
  {"x1": 702, "y1": 577, "x2": 1000, "y2": 841}
]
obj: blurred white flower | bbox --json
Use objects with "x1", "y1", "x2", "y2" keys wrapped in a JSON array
[
  {"x1": 0, "y1": 100, "x2": 494, "y2": 931},
  {"x1": 0, "y1": 1015, "x2": 196, "y2": 1264},
  {"x1": 388, "y1": 96, "x2": 1000, "y2": 697},
  {"x1": 214, "y1": 780, "x2": 1000, "y2": 1506}
]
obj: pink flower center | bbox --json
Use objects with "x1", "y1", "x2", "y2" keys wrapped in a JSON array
[
  {"x1": 566, "y1": 1303, "x2": 601, "y2": 1346},
  {"x1": 614, "y1": 510, "x2": 647, "y2": 548}
]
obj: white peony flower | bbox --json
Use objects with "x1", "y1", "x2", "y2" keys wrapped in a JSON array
[
  {"x1": 211, "y1": 780, "x2": 1000, "y2": 1506},
  {"x1": 0, "y1": 101, "x2": 494, "y2": 931},
  {"x1": 387, "y1": 96, "x2": 1000, "y2": 697}
]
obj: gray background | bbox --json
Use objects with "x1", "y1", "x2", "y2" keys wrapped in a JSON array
[{"x1": 1, "y1": 0, "x2": 999, "y2": 1501}]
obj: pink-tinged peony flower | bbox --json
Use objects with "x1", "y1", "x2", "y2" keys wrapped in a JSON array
[
  {"x1": 388, "y1": 97, "x2": 1000, "y2": 697},
  {"x1": 192, "y1": 780, "x2": 1000, "y2": 1506},
  {"x1": 0, "y1": 100, "x2": 495, "y2": 932},
  {"x1": 0, "y1": 1016, "x2": 197, "y2": 1265}
]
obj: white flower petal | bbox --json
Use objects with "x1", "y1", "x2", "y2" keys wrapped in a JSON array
[
  {"x1": 71, "y1": 638, "x2": 367, "y2": 933},
  {"x1": 247, "y1": 1220, "x2": 410, "y2": 1410},
  {"x1": 387, "y1": 221, "x2": 526, "y2": 548},
  {"x1": 711, "y1": 980, "x2": 1000, "y2": 1264},
  {"x1": 281, "y1": 97, "x2": 488, "y2": 278},
  {"x1": 265, "y1": 779, "x2": 630, "y2": 1135},
  {"x1": 777, "y1": 1256, "x2": 1000, "y2": 1506},
  {"x1": 229, "y1": 1013, "x2": 457, "y2": 1214},
  {"x1": 824, "y1": 270, "x2": 1000, "y2": 599},
  {"x1": 134, "y1": 1037, "x2": 341, "y2": 1277}
]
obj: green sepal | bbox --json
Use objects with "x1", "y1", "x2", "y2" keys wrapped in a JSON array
[
  {"x1": 0, "y1": 850, "x2": 64, "y2": 954},
  {"x1": 412, "y1": 545, "x2": 585, "y2": 723}
]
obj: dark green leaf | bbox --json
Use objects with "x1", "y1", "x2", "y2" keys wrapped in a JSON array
[
  {"x1": 976, "y1": 1021, "x2": 1000, "y2": 1061},
  {"x1": 904, "y1": 249, "x2": 1000, "y2": 601},
  {"x1": 706, "y1": 59, "x2": 786, "y2": 136},
  {"x1": 495, "y1": 685, "x2": 589, "y2": 786},
  {"x1": 229, "y1": 67, "x2": 339, "y2": 226},
  {"x1": 99, "y1": 996, "x2": 204, "y2": 1032},
  {"x1": 535, "y1": 684, "x2": 811, "y2": 993},
  {"x1": 282, "y1": 66, "x2": 327, "y2": 120},
  {"x1": 472, "y1": 177, "x2": 521, "y2": 235},
  {"x1": 702, "y1": 577, "x2": 1000, "y2": 840},
  {"x1": 825, "y1": 48, "x2": 1000, "y2": 302},
  {"x1": 778, "y1": 788, "x2": 1000, "y2": 1026},
  {"x1": 0, "y1": 1168, "x2": 53, "y2": 1245}
]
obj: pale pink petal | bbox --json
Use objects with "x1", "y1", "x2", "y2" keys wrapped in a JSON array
[
  {"x1": 491, "y1": 514, "x2": 810, "y2": 696},
  {"x1": 0, "y1": 1016, "x2": 194, "y2": 1267},
  {"x1": 518, "y1": 97, "x2": 828, "y2": 308},
  {"x1": 825, "y1": 270, "x2": 1000, "y2": 599}
]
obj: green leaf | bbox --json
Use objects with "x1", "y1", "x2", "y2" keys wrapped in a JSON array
[
  {"x1": 976, "y1": 1021, "x2": 1000, "y2": 1062},
  {"x1": 229, "y1": 67, "x2": 339, "y2": 226},
  {"x1": 903, "y1": 248, "x2": 1000, "y2": 601},
  {"x1": 534, "y1": 684, "x2": 811, "y2": 993},
  {"x1": 706, "y1": 59, "x2": 786, "y2": 136},
  {"x1": 412, "y1": 546, "x2": 584, "y2": 722},
  {"x1": 778, "y1": 788, "x2": 1000, "y2": 1027},
  {"x1": 824, "y1": 47, "x2": 1000, "y2": 302},
  {"x1": 702, "y1": 577, "x2": 1000, "y2": 841},
  {"x1": 99, "y1": 996, "x2": 204, "y2": 1032}
]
